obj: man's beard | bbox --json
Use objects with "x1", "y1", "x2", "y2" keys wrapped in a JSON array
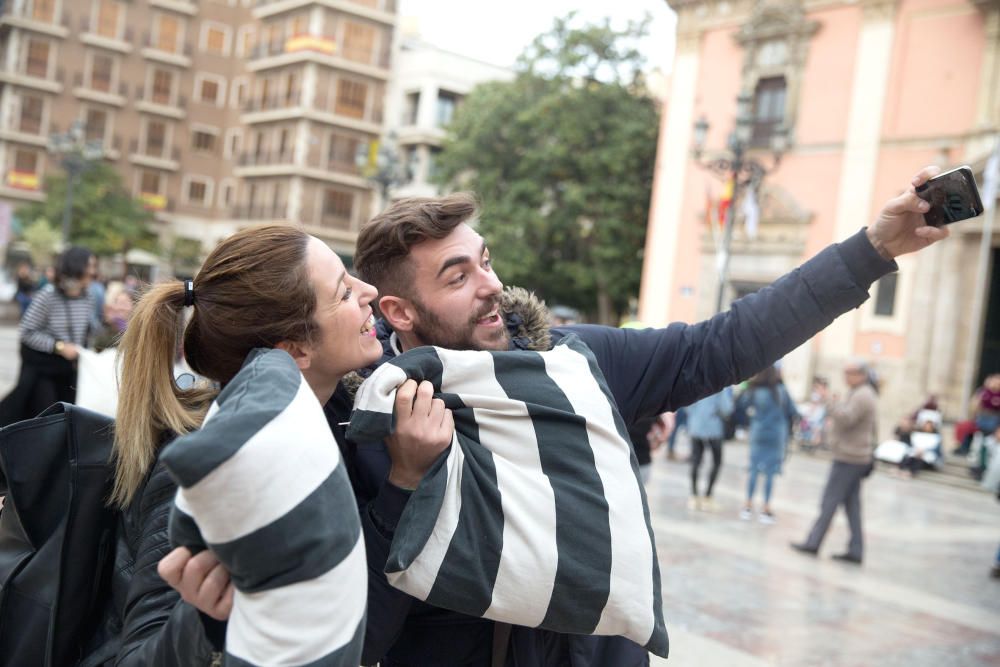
[{"x1": 411, "y1": 296, "x2": 509, "y2": 351}]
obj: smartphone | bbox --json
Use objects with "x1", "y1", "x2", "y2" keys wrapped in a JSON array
[{"x1": 915, "y1": 165, "x2": 985, "y2": 226}]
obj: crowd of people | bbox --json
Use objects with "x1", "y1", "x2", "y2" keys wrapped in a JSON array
[{"x1": 0, "y1": 167, "x2": 965, "y2": 665}]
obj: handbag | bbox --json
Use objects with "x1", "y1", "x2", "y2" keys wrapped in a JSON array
[{"x1": 0, "y1": 403, "x2": 117, "y2": 667}]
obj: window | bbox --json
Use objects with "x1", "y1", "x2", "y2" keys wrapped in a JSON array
[
  {"x1": 198, "y1": 78, "x2": 220, "y2": 105},
  {"x1": 403, "y1": 146, "x2": 418, "y2": 183},
  {"x1": 25, "y1": 38, "x2": 50, "y2": 78},
  {"x1": 231, "y1": 77, "x2": 248, "y2": 108},
  {"x1": 874, "y1": 273, "x2": 898, "y2": 317},
  {"x1": 203, "y1": 25, "x2": 228, "y2": 55},
  {"x1": 402, "y1": 92, "x2": 419, "y2": 126},
  {"x1": 140, "y1": 169, "x2": 161, "y2": 194},
  {"x1": 342, "y1": 21, "x2": 376, "y2": 64},
  {"x1": 277, "y1": 129, "x2": 290, "y2": 158},
  {"x1": 151, "y1": 68, "x2": 173, "y2": 105},
  {"x1": 192, "y1": 130, "x2": 216, "y2": 152},
  {"x1": 31, "y1": 0, "x2": 56, "y2": 22},
  {"x1": 90, "y1": 53, "x2": 113, "y2": 93},
  {"x1": 322, "y1": 188, "x2": 354, "y2": 226},
  {"x1": 289, "y1": 14, "x2": 308, "y2": 37},
  {"x1": 83, "y1": 108, "x2": 107, "y2": 142},
  {"x1": 224, "y1": 128, "x2": 242, "y2": 159},
  {"x1": 751, "y1": 76, "x2": 786, "y2": 147},
  {"x1": 427, "y1": 147, "x2": 441, "y2": 181},
  {"x1": 327, "y1": 133, "x2": 360, "y2": 172},
  {"x1": 436, "y1": 91, "x2": 459, "y2": 127},
  {"x1": 14, "y1": 149, "x2": 39, "y2": 174},
  {"x1": 145, "y1": 120, "x2": 166, "y2": 157},
  {"x1": 218, "y1": 180, "x2": 235, "y2": 207},
  {"x1": 187, "y1": 179, "x2": 208, "y2": 205},
  {"x1": 285, "y1": 73, "x2": 298, "y2": 104},
  {"x1": 335, "y1": 79, "x2": 367, "y2": 119},
  {"x1": 237, "y1": 26, "x2": 255, "y2": 57},
  {"x1": 19, "y1": 95, "x2": 44, "y2": 134},
  {"x1": 156, "y1": 14, "x2": 180, "y2": 53},
  {"x1": 259, "y1": 78, "x2": 271, "y2": 107},
  {"x1": 95, "y1": 0, "x2": 121, "y2": 39}
]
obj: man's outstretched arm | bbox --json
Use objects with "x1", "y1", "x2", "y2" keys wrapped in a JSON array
[{"x1": 566, "y1": 166, "x2": 948, "y2": 424}]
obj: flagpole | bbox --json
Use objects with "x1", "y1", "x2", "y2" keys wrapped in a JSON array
[
  {"x1": 959, "y1": 136, "x2": 1000, "y2": 414},
  {"x1": 715, "y1": 168, "x2": 739, "y2": 314}
]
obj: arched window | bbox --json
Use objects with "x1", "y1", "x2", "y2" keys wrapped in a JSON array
[{"x1": 751, "y1": 76, "x2": 787, "y2": 147}]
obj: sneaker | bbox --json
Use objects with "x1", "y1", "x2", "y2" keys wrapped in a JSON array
[
  {"x1": 701, "y1": 496, "x2": 717, "y2": 512},
  {"x1": 790, "y1": 542, "x2": 819, "y2": 556},
  {"x1": 831, "y1": 552, "x2": 862, "y2": 565},
  {"x1": 758, "y1": 511, "x2": 776, "y2": 525},
  {"x1": 687, "y1": 496, "x2": 701, "y2": 511},
  {"x1": 739, "y1": 507, "x2": 753, "y2": 521}
]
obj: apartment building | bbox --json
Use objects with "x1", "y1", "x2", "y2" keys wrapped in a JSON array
[
  {"x1": 385, "y1": 33, "x2": 512, "y2": 199},
  {"x1": 0, "y1": 0, "x2": 397, "y2": 259}
]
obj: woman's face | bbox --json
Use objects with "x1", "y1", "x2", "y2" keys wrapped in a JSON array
[{"x1": 293, "y1": 237, "x2": 381, "y2": 396}]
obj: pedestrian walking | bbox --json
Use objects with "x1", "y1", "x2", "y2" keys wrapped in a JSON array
[
  {"x1": 792, "y1": 359, "x2": 879, "y2": 564},
  {"x1": 685, "y1": 388, "x2": 734, "y2": 511},
  {"x1": 0, "y1": 247, "x2": 94, "y2": 426},
  {"x1": 737, "y1": 366, "x2": 799, "y2": 524}
]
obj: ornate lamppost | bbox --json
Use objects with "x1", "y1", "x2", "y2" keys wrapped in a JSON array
[
  {"x1": 48, "y1": 120, "x2": 104, "y2": 245},
  {"x1": 692, "y1": 90, "x2": 788, "y2": 313}
]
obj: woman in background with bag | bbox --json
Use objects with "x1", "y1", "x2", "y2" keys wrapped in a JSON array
[
  {"x1": 0, "y1": 247, "x2": 94, "y2": 427},
  {"x1": 737, "y1": 366, "x2": 799, "y2": 524}
]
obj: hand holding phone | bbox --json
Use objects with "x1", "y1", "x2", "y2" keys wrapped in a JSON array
[{"x1": 915, "y1": 166, "x2": 985, "y2": 226}]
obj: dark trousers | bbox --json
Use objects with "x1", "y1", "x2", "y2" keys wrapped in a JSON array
[
  {"x1": 690, "y1": 437, "x2": 723, "y2": 496},
  {"x1": 804, "y1": 461, "x2": 868, "y2": 559}
]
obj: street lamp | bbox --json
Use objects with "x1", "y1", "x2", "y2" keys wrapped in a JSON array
[
  {"x1": 692, "y1": 90, "x2": 787, "y2": 313},
  {"x1": 48, "y1": 120, "x2": 104, "y2": 245},
  {"x1": 355, "y1": 132, "x2": 407, "y2": 206}
]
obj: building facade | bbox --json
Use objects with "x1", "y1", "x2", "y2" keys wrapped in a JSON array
[
  {"x1": 639, "y1": 0, "x2": 1000, "y2": 426},
  {"x1": 384, "y1": 32, "x2": 513, "y2": 200},
  {"x1": 0, "y1": 0, "x2": 398, "y2": 261}
]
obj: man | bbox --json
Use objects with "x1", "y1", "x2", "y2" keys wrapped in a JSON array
[
  {"x1": 791, "y1": 359, "x2": 879, "y2": 564},
  {"x1": 161, "y1": 167, "x2": 946, "y2": 665}
]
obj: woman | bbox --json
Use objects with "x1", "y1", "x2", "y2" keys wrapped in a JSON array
[
  {"x1": 84, "y1": 225, "x2": 388, "y2": 664},
  {"x1": 0, "y1": 246, "x2": 94, "y2": 427},
  {"x1": 738, "y1": 366, "x2": 798, "y2": 524}
]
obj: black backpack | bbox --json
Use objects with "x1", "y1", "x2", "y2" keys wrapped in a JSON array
[{"x1": 0, "y1": 403, "x2": 117, "y2": 667}]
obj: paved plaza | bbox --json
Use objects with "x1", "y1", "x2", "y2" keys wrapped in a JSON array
[{"x1": 0, "y1": 323, "x2": 997, "y2": 666}]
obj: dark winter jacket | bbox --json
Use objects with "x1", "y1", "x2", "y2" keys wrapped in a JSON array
[
  {"x1": 327, "y1": 229, "x2": 896, "y2": 667},
  {"x1": 83, "y1": 461, "x2": 225, "y2": 666}
]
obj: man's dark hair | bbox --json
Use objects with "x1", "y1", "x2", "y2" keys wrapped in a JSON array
[
  {"x1": 56, "y1": 246, "x2": 93, "y2": 282},
  {"x1": 354, "y1": 193, "x2": 479, "y2": 301}
]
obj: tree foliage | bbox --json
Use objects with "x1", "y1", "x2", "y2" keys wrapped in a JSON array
[
  {"x1": 17, "y1": 162, "x2": 157, "y2": 257},
  {"x1": 435, "y1": 14, "x2": 659, "y2": 324}
]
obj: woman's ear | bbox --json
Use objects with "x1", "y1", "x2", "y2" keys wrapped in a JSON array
[
  {"x1": 378, "y1": 295, "x2": 416, "y2": 333},
  {"x1": 275, "y1": 340, "x2": 312, "y2": 370}
]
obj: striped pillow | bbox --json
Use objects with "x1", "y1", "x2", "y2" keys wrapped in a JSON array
[
  {"x1": 162, "y1": 348, "x2": 366, "y2": 667},
  {"x1": 347, "y1": 334, "x2": 668, "y2": 657}
]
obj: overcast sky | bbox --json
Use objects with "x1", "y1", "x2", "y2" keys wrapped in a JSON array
[{"x1": 397, "y1": 0, "x2": 678, "y2": 73}]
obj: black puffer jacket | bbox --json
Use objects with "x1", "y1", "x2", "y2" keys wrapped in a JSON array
[{"x1": 83, "y1": 461, "x2": 225, "y2": 666}]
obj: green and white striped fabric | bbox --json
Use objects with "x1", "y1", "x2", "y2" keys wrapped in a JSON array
[
  {"x1": 347, "y1": 334, "x2": 668, "y2": 657},
  {"x1": 162, "y1": 348, "x2": 366, "y2": 667}
]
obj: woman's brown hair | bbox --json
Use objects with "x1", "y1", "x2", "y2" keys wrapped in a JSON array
[{"x1": 111, "y1": 225, "x2": 317, "y2": 507}]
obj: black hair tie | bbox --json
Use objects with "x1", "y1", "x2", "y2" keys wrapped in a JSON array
[{"x1": 183, "y1": 280, "x2": 195, "y2": 307}]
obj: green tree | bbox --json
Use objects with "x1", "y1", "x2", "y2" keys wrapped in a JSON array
[
  {"x1": 435, "y1": 15, "x2": 659, "y2": 324},
  {"x1": 20, "y1": 218, "x2": 60, "y2": 269},
  {"x1": 17, "y1": 162, "x2": 157, "y2": 257}
]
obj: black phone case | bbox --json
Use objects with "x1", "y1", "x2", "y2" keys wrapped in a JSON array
[{"x1": 916, "y1": 168, "x2": 985, "y2": 226}]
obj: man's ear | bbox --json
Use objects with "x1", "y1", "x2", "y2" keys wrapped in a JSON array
[
  {"x1": 378, "y1": 295, "x2": 417, "y2": 333},
  {"x1": 275, "y1": 340, "x2": 311, "y2": 370}
]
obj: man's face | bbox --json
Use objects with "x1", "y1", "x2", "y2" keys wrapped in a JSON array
[
  {"x1": 843, "y1": 366, "x2": 866, "y2": 388},
  {"x1": 405, "y1": 223, "x2": 508, "y2": 351}
]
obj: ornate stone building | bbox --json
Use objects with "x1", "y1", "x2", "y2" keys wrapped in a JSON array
[{"x1": 639, "y1": 0, "x2": 1000, "y2": 428}]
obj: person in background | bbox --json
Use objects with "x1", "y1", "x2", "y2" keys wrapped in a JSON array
[
  {"x1": 91, "y1": 281, "x2": 135, "y2": 352},
  {"x1": 738, "y1": 366, "x2": 798, "y2": 523},
  {"x1": 666, "y1": 407, "x2": 686, "y2": 461},
  {"x1": 88, "y1": 257, "x2": 106, "y2": 332},
  {"x1": 792, "y1": 359, "x2": 879, "y2": 564},
  {"x1": 685, "y1": 388, "x2": 734, "y2": 511},
  {"x1": 0, "y1": 246, "x2": 94, "y2": 426},
  {"x1": 12, "y1": 261, "x2": 36, "y2": 315}
]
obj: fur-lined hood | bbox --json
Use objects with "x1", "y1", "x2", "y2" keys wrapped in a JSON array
[{"x1": 340, "y1": 286, "x2": 553, "y2": 399}]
